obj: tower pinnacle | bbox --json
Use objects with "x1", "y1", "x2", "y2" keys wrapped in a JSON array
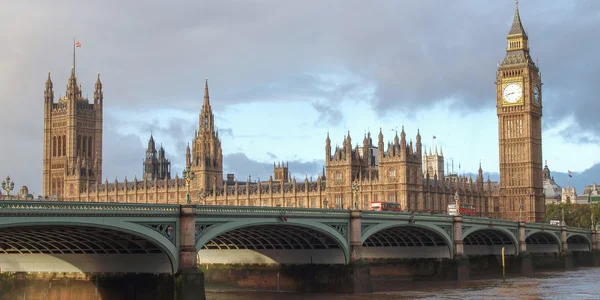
[
  {"x1": 203, "y1": 77, "x2": 210, "y2": 107},
  {"x1": 509, "y1": 0, "x2": 527, "y2": 37}
]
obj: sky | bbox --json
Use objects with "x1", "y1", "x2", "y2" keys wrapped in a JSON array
[{"x1": 1, "y1": 0, "x2": 599, "y2": 195}]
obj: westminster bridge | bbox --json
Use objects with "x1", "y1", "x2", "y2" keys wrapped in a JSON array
[{"x1": 0, "y1": 200, "x2": 598, "y2": 299}]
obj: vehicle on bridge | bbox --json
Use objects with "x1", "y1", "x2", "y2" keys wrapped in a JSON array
[
  {"x1": 447, "y1": 202, "x2": 476, "y2": 216},
  {"x1": 370, "y1": 201, "x2": 401, "y2": 212}
]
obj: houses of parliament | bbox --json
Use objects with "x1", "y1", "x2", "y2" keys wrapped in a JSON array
[{"x1": 41, "y1": 2, "x2": 545, "y2": 222}]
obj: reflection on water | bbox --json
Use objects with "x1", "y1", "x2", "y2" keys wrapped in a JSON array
[{"x1": 206, "y1": 267, "x2": 600, "y2": 300}]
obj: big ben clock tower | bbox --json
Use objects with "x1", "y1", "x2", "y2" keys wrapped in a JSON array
[{"x1": 497, "y1": 0, "x2": 544, "y2": 222}]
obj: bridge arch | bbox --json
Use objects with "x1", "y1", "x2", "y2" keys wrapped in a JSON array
[
  {"x1": 525, "y1": 230, "x2": 561, "y2": 253},
  {"x1": 195, "y1": 219, "x2": 350, "y2": 264},
  {"x1": 360, "y1": 223, "x2": 453, "y2": 259},
  {"x1": 567, "y1": 233, "x2": 592, "y2": 252},
  {"x1": 0, "y1": 218, "x2": 179, "y2": 273},
  {"x1": 462, "y1": 226, "x2": 518, "y2": 256}
]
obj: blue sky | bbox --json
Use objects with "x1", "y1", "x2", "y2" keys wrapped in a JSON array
[{"x1": 1, "y1": 0, "x2": 599, "y2": 194}]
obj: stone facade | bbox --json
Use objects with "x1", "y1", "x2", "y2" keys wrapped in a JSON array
[
  {"x1": 496, "y1": 2, "x2": 545, "y2": 222},
  {"x1": 44, "y1": 78, "x2": 499, "y2": 216},
  {"x1": 41, "y1": 3, "x2": 554, "y2": 220},
  {"x1": 42, "y1": 70, "x2": 103, "y2": 198},
  {"x1": 143, "y1": 135, "x2": 171, "y2": 181}
]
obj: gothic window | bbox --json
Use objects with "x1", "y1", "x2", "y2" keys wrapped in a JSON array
[
  {"x1": 88, "y1": 137, "x2": 93, "y2": 157},
  {"x1": 335, "y1": 195, "x2": 344, "y2": 209},
  {"x1": 335, "y1": 171, "x2": 342, "y2": 184},
  {"x1": 62, "y1": 136, "x2": 66, "y2": 156},
  {"x1": 77, "y1": 136, "x2": 81, "y2": 156},
  {"x1": 311, "y1": 197, "x2": 316, "y2": 208},
  {"x1": 82, "y1": 136, "x2": 87, "y2": 157},
  {"x1": 204, "y1": 116, "x2": 208, "y2": 129},
  {"x1": 52, "y1": 136, "x2": 57, "y2": 157},
  {"x1": 363, "y1": 194, "x2": 369, "y2": 208},
  {"x1": 388, "y1": 193, "x2": 396, "y2": 202},
  {"x1": 389, "y1": 168, "x2": 396, "y2": 179},
  {"x1": 57, "y1": 136, "x2": 62, "y2": 157}
]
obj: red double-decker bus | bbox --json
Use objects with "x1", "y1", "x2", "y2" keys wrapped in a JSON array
[
  {"x1": 370, "y1": 202, "x2": 402, "y2": 212},
  {"x1": 447, "y1": 202, "x2": 476, "y2": 216}
]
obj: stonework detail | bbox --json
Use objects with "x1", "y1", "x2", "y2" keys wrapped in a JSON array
[
  {"x1": 496, "y1": 1, "x2": 545, "y2": 222},
  {"x1": 41, "y1": 3, "x2": 546, "y2": 222}
]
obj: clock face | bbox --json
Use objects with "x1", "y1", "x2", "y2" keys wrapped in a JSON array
[
  {"x1": 503, "y1": 83, "x2": 523, "y2": 104},
  {"x1": 533, "y1": 84, "x2": 540, "y2": 104}
]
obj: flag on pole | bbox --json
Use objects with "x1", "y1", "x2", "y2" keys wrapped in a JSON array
[
  {"x1": 568, "y1": 170, "x2": 573, "y2": 178},
  {"x1": 75, "y1": 40, "x2": 81, "y2": 48}
]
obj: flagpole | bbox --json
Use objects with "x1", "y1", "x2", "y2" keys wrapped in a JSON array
[{"x1": 73, "y1": 36, "x2": 76, "y2": 73}]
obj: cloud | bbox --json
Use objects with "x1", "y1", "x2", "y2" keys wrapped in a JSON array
[
  {"x1": 312, "y1": 101, "x2": 343, "y2": 126},
  {"x1": 266, "y1": 152, "x2": 277, "y2": 160},
  {"x1": 223, "y1": 153, "x2": 323, "y2": 181},
  {"x1": 2, "y1": 1, "x2": 600, "y2": 193}
]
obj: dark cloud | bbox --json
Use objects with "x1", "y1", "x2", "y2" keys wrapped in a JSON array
[
  {"x1": 217, "y1": 127, "x2": 233, "y2": 137},
  {"x1": 312, "y1": 101, "x2": 344, "y2": 126},
  {"x1": 2, "y1": 0, "x2": 599, "y2": 192},
  {"x1": 223, "y1": 153, "x2": 323, "y2": 181}
]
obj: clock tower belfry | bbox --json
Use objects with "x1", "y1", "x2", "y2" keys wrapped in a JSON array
[{"x1": 497, "y1": 0, "x2": 544, "y2": 222}]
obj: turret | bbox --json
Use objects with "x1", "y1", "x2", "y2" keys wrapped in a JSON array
[
  {"x1": 44, "y1": 72, "x2": 54, "y2": 104},
  {"x1": 400, "y1": 126, "x2": 406, "y2": 149},
  {"x1": 416, "y1": 129, "x2": 422, "y2": 156},
  {"x1": 94, "y1": 73, "x2": 103, "y2": 105},
  {"x1": 326, "y1": 132, "x2": 331, "y2": 161},
  {"x1": 186, "y1": 143, "x2": 191, "y2": 167},
  {"x1": 378, "y1": 128, "x2": 384, "y2": 159}
]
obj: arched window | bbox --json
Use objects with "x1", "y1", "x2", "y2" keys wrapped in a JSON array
[
  {"x1": 52, "y1": 136, "x2": 57, "y2": 157},
  {"x1": 335, "y1": 171, "x2": 342, "y2": 184},
  {"x1": 88, "y1": 137, "x2": 93, "y2": 157},
  {"x1": 82, "y1": 136, "x2": 87, "y2": 157},
  {"x1": 389, "y1": 168, "x2": 396, "y2": 179},
  {"x1": 77, "y1": 136, "x2": 81, "y2": 156},
  {"x1": 62, "y1": 135, "x2": 66, "y2": 156}
]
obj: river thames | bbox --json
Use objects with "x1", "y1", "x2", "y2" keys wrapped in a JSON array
[{"x1": 206, "y1": 267, "x2": 599, "y2": 300}]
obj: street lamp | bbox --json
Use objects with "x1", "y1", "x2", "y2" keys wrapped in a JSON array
[
  {"x1": 182, "y1": 167, "x2": 195, "y2": 204},
  {"x1": 454, "y1": 191, "x2": 460, "y2": 216},
  {"x1": 323, "y1": 199, "x2": 329, "y2": 209},
  {"x1": 2, "y1": 176, "x2": 15, "y2": 199},
  {"x1": 351, "y1": 180, "x2": 359, "y2": 210},
  {"x1": 519, "y1": 201, "x2": 524, "y2": 222}
]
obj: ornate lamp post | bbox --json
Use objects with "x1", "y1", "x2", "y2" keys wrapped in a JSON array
[
  {"x1": 519, "y1": 201, "x2": 524, "y2": 222},
  {"x1": 323, "y1": 199, "x2": 329, "y2": 209},
  {"x1": 182, "y1": 167, "x2": 195, "y2": 204},
  {"x1": 2, "y1": 176, "x2": 15, "y2": 199},
  {"x1": 454, "y1": 191, "x2": 460, "y2": 216},
  {"x1": 351, "y1": 180, "x2": 359, "y2": 210}
]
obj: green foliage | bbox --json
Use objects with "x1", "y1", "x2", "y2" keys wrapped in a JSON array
[{"x1": 545, "y1": 203, "x2": 600, "y2": 229}]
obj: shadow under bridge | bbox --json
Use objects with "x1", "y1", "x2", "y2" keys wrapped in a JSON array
[
  {"x1": 196, "y1": 222, "x2": 349, "y2": 264},
  {"x1": 0, "y1": 225, "x2": 176, "y2": 273},
  {"x1": 361, "y1": 224, "x2": 453, "y2": 259}
]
